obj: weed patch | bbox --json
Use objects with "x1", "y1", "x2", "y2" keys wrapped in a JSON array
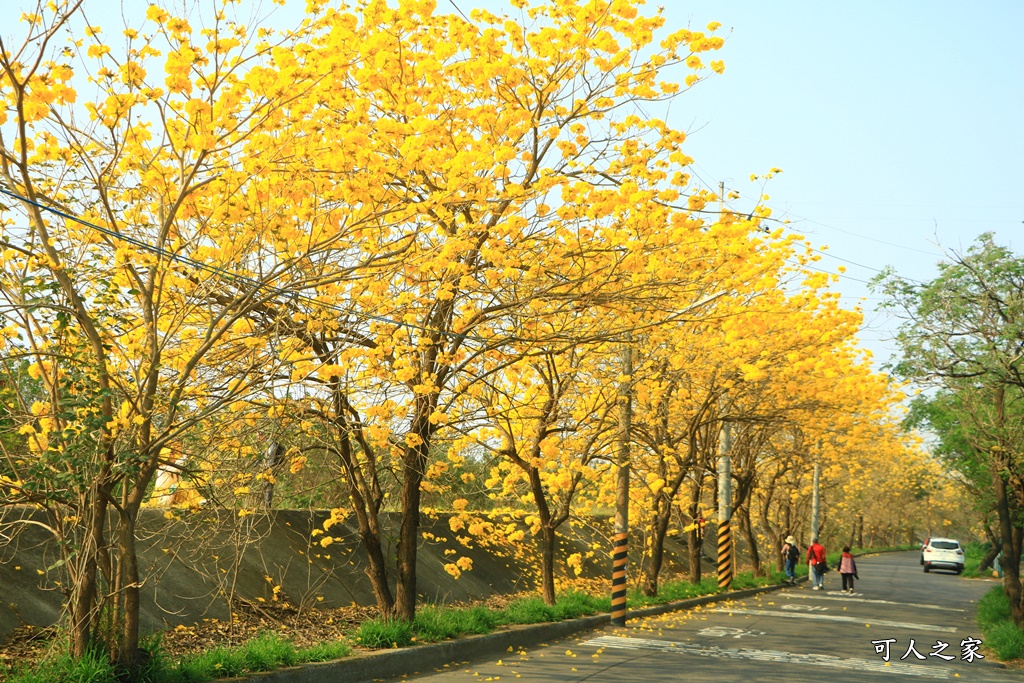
[{"x1": 976, "y1": 587, "x2": 1024, "y2": 661}]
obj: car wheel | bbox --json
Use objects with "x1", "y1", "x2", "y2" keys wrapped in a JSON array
[
  {"x1": 924, "y1": 564, "x2": 930, "y2": 573},
  {"x1": 956, "y1": 566, "x2": 963, "y2": 575}
]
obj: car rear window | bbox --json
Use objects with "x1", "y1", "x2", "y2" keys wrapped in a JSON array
[{"x1": 931, "y1": 541, "x2": 959, "y2": 550}]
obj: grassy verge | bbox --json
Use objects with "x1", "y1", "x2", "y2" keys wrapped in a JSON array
[
  {"x1": 7, "y1": 547, "x2": 905, "y2": 683},
  {"x1": 977, "y1": 587, "x2": 1024, "y2": 660},
  {"x1": 0, "y1": 635, "x2": 352, "y2": 683}
]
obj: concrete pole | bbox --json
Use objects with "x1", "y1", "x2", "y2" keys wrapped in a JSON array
[
  {"x1": 716, "y1": 421, "x2": 733, "y2": 588},
  {"x1": 611, "y1": 333, "x2": 632, "y2": 627},
  {"x1": 811, "y1": 444, "x2": 821, "y2": 542}
]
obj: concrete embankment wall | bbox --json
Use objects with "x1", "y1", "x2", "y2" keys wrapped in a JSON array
[{"x1": 0, "y1": 508, "x2": 713, "y2": 644}]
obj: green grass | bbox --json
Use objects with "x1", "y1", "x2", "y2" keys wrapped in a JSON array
[
  {"x1": 162, "y1": 633, "x2": 352, "y2": 683},
  {"x1": 2, "y1": 646, "x2": 118, "y2": 683},
  {"x1": 1, "y1": 632, "x2": 355, "y2": 683},
  {"x1": 977, "y1": 587, "x2": 1024, "y2": 660},
  {"x1": 499, "y1": 595, "x2": 558, "y2": 624},
  {"x1": 549, "y1": 591, "x2": 610, "y2": 620},
  {"x1": 354, "y1": 619, "x2": 414, "y2": 649},
  {"x1": 413, "y1": 605, "x2": 499, "y2": 641}
]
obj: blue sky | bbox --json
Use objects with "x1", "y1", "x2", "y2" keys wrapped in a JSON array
[
  {"x1": 653, "y1": 0, "x2": 1024, "y2": 369},
  {"x1": 7, "y1": 0, "x2": 1023, "y2": 370}
]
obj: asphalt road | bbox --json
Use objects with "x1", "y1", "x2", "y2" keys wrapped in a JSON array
[{"x1": 408, "y1": 552, "x2": 1019, "y2": 683}]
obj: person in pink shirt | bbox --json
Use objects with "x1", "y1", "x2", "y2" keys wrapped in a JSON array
[{"x1": 839, "y1": 546, "x2": 859, "y2": 593}]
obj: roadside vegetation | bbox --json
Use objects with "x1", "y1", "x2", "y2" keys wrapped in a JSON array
[
  {"x1": 0, "y1": 569, "x2": 790, "y2": 683},
  {"x1": 977, "y1": 588, "x2": 1024, "y2": 661},
  {"x1": 962, "y1": 541, "x2": 994, "y2": 578}
]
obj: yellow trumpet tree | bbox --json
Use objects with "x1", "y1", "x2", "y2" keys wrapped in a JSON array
[
  {"x1": 258, "y1": 0, "x2": 728, "y2": 620},
  {"x1": 0, "y1": 0, "x2": 365, "y2": 671}
]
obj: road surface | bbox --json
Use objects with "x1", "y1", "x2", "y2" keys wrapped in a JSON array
[{"x1": 409, "y1": 551, "x2": 1018, "y2": 683}]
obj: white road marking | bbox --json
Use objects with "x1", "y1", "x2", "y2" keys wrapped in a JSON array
[
  {"x1": 697, "y1": 626, "x2": 765, "y2": 638},
  {"x1": 581, "y1": 635, "x2": 949, "y2": 678},
  {"x1": 785, "y1": 593, "x2": 967, "y2": 612},
  {"x1": 781, "y1": 604, "x2": 828, "y2": 611},
  {"x1": 707, "y1": 608, "x2": 958, "y2": 633}
]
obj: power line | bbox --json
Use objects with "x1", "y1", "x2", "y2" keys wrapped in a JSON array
[
  {"x1": 783, "y1": 212, "x2": 943, "y2": 257},
  {"x1": 784, "y1": 258, "x2": 876, "y2": 286}
]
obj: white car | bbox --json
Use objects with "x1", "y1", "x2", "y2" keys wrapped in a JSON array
[{"x1": 922, "y1": 538, "x2": 964, "y2": 574}]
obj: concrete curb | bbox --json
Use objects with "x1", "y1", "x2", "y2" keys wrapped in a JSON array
[{"x1": 232, "y1": 580, "x2": 800, "y2": 683}]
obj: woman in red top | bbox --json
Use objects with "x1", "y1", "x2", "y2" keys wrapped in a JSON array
[{"x1": 806, "y1": 538, "x2": 827, "y2": 589}]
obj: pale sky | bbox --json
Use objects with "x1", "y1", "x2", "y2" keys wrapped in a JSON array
[
  {"x1": 656, "y1": 0, "x2": 1024, "y2": 370},
  {"x1": 6, "y1": 0, "x2": 1023, "y2": 371}
]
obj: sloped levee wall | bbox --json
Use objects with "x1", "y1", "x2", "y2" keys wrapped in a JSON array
[{"x1": 0, "y1": 507, "x2": 712, "y2": 644}]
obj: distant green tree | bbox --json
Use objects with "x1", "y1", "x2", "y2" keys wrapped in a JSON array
[{"x1": 877, "y1": 232, "x2": 1024, "y2": 626}]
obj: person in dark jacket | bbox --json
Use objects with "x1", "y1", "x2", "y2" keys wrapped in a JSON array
[{"x1": 781, "y1": 535, "x2": 799, "y2": 585}]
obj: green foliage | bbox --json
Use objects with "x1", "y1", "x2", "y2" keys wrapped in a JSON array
[
  {"x1": 960, "y1": 541, "x2": 992, "y2": 578},
  {"x1": 977, "y1": 587, "x2": 1024, "y2": 660}
]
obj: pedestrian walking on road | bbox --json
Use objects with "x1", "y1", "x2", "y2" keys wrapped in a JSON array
[
  {"x1": 782, "y1": 535, "x2": 799, "y2": 584},
  {"x1": 839, "y1": 545, "x2": 859, "y2": 593},
  {"x1": 807, "y1": 537, "x2": 827, "y2": 590}
]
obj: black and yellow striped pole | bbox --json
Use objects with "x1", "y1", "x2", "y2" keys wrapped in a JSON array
[
  {"x1": 716, "y1": 421, "x2": 733, "y2": 589},
  {"x1": 611, "y1": 335, "x2": 632, "y2": 627}
]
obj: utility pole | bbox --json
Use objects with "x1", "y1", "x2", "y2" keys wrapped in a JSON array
[
  {"x1": 811, "y1": 439, "x2": 821, "y2": 541},
  {"x1": 611, "y1": 331, "x2": 632, "y2": 627},
  {"x1": 716, "y1": 419, "x2": 733, "y2": 589}
]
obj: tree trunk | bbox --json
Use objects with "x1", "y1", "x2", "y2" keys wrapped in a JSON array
[
  {"x1": 396, "y1": 401, "x2": 436, "y2": 622},
  {"x1": 783, "y1": 502, "x2": 792, "y2": 545},
  {"x1": 359, "y1": 523, "x2": 395, "y2": 617},
  {"x1": 334, "y1": 423, "x2": 395, "y2": 617},
  {"x1": 395, "y1": 444, "x2": 426, "y2": 622},
  {"x1": 539, "y1": 525, "x2": 557, "y2": 605},
  {"x1": 993, "y1": 463, "x2": 1023, "y2": 626},
  {"x1": 856, "y1": 514, "x2": 863, "y2": 549},
  {"x1": 686, "y1": 484, "x2": 702, "y2": 584},
  {"x1": 642, "y1": 501, "x2": 673, "y2": 597},
  {"x1": 115, "y1": 510, "x2": 141, "y2": 674},
  {"x1": 978, "y1": 521, "x2": 1000, "y2": 572},
  {"x1": 70, "y1": 486, "x2": 107, "y2": 658},
  {"x1": 526, "y1": 462, "x2": 558, "y2": 605},
  {"x1": 738, "y1": 505, "x2": 762, "y2": 576}
]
